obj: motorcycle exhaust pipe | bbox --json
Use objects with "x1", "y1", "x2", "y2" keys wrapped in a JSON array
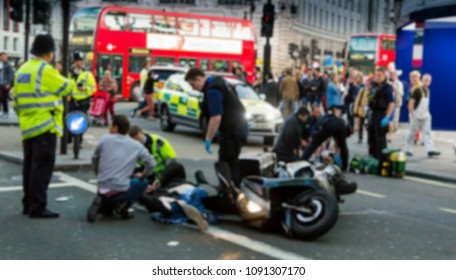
[{"x1": 281, "y1": 203, "x2": 313, "y2": 215}]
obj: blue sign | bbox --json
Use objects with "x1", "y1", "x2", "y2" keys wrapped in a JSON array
[
  {"x1": 66, "y1": 111, "x2": 89, "y2": 135},
  {"x1": 324, "y1": 55, "x2": 333, "y2": 67}
]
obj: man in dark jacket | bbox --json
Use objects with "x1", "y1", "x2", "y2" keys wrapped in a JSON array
[
  {"x1": 0, "y1": 52, "x2": 15, "y2": 118},
  {"x1": 185, "y1": 68, "x2": 248, "y2": 186},
  {"x1": 309, "y1": 68, "x2": 326, "y2": 106},
  {"x1": 274, "y1": 107, "x2": 310, "y2": 163},
  {"x1": 263, "y1": 72, "x2": 280, "y2": 107}
]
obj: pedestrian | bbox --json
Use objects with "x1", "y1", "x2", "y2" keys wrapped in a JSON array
[
  {"x1": 252, "y1": 66, "x2": 262, "y2": 92},
  {"x1": 408, "y1": 71, "x2": 422, "y2": 145},
  {"x1": 390, "y1": 70, "x2": 404, "y2": 131},
  {"x1": 302, "y1": 105, "x2": 349, "y2": 171},
  {"x1": 0, "y1": 52, "x2": 15, "y2": 118},
  {"x1": 136, "y1": 69, "x2": 155, "y2": 119},
  {"x1": 309, "y1": 68, "x2": 325, "y2": 107},
  {"x1": 185, "y1": 68, "x2": 248, "y2": 186},
  {"x1": 326, "y1": 72, "x2": 342, "y2": 110},
  {"x1": 99, "y1": 69, "x2": 118, "y2": 125},
  {"x1": 68, "y1": 51, "x2": 96, "y2": 145},
  {"x1": 263, "y1": 72, "x2": 280, "y2": 107},
  {"x1": 54, "y1": 60, "x2": 63, "y2": 75},
  {"x1": 353, "y1": 78, "x2": 370, "y2": 144},
  {"x1": 404, "y1": 74, "x2": 440, "y2": 157},
  {"x1": 140, "y1": 60, "x2": 150, "y2": 91},
  {"x1": 321, "y1": 70, "x2": 331, "y2": 113},
  {"x1": 13, "y1": 34, "x2": 73, "y2": 218},
  {"x1": 273, "y1": 107, "x2": 311, "y2": 163},
  {"x1": 344, "y1": 70, "x2": 359, "y2": 129},
  {"x1": 294, "y1": 69, "x2": 306, "y2": 109},
  {"x1": 279, "y1": 68, "x2": 299, "y2": 119},
  {"x1": 367, "y1": 67, "x2": 395, "y2": 161},
  {"x1": 235, "y1": 66, "x2": 246, "y2": 82},
  {"x1": 300, "y1": 70, "x2": 312, "y2": 108},
  {"x1": 86, "y1": 115, "x2": 155, "y2": 223}
]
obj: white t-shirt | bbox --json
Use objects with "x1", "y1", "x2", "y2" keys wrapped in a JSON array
[{"x1": 415, "y1": 88, "x2": 430, "y2": 120}]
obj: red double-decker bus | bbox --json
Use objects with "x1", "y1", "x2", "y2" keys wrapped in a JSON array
[
  {"x1": 69, "y1": 6, "x2": 255, "y2": 100},
  {"x1": 345, "y1": 34, "x2": 396, "y2": 75}
]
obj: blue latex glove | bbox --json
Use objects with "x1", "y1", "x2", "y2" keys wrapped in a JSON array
[
  {"x1": 334, "y1": 155, "x2": 343, "y2": 167},
  {"x1": 380, "y1": 117, "x2": 389, "y2": 128},
  {"x1": 204, "y1": 140, "x2": 212, "y2": 154}
]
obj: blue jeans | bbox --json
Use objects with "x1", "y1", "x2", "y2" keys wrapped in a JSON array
[
  {"x1": 300, "y1": 97, "x2": 308, "y2": 108},
  {"x1": 109, "y1": 178, "x2": 148, "y2": 205}
]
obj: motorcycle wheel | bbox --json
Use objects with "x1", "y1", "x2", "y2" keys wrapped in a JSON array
[{"x1": 288, "y1": 190, "x2": 339, "y2": 240}]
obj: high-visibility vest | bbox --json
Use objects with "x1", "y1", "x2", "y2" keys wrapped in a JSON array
[
  {"x1": 70, "y1": 69, "x2": 96, "y2": 101},
  {"x1": 13, "y1": 59, "x2": 74, "y2": 140},
  {"x1": 147, "y1": 133, "x2": 176, "y2": 175}
]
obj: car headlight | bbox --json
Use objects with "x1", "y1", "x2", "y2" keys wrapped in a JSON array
[
  {"x1": 246, "y1": 200, "x2": 262, "y2": 213},
  {"x1": 245, "y1": 112, "x2": 252, "y2": 120},
  {"x1": 265, "y1": 110, "x2": 281, "y2": 121}
]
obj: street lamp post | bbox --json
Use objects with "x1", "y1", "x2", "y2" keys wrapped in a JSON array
[{"x1": 60, "y1": 0, "x2": 70, "y2": 155}]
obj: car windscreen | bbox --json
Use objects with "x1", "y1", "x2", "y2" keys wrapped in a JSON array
[
  {"x1": 234, "y1": 84, "x2": 259, "y2": 100},
  {"x1": 154, "y1": 70, "x2": 182, "y2": 81}
]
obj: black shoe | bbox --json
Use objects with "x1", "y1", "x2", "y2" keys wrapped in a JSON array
[
  {"x1": 114, "y1": 202, "x2": 134, "y2": 219},
  {"x1": 428, "y1": 151, "x2": 441, "y2": 157},
  {"x1": 337, "y1": 179, "x2": 358, "y2": 195},
  {"x1": 87, "y1": 195, "x2": 103, "y2": 223},
  {"x1": 406, "y1": 151, "x2": 413, "y2": 157},
  {"x1": 29, "y1": 209, "x2": 60, "y2": 218}
]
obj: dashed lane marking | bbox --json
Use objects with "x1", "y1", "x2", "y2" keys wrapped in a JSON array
[
  {"x1": 405, "y1": 176, "x2": 456, "y2": 190},
  {"x1": 56, "y1": 171, "x2": 311, "y2": 260},
  {"x1": 357, "y1": 190, "x2": 386, "y2": 198},
  {"x1": 0, "y1": 182, "x2": 74, "y2": 192},
  {"x1": 440, "y1": 208, "x2": 456, "y2": 215}
]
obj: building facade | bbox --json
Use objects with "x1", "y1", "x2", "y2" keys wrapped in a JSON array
[{"x1": 1, "y1": 0, "x2": 394, "y2": 73}]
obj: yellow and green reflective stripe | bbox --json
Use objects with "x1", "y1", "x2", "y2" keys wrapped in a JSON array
[{"x1": 21, "y1": 118, "x2": 54, "y2": 137}]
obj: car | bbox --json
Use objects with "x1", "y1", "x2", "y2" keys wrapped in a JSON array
[{"x1": 155, "y1": 74, "x2": 283, "y2": 145}]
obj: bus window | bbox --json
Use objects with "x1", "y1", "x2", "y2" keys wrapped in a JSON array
[
  {"x1": 104, "y1": 11, "x2": 127, "y2": 31},
  {"x1": 200, "y1": 59, "x2": 209, "y2": 71},
  {"x1": 382, "y1": 38, "x2": 388, "y2": 50},
  {"x1": 112, "y1": 55, "x2": 123, "y2": 94},
  {"x1": 211, "y1": 60, "x2": 230, "y2": 72},
  {"x1": 389, "y1": 39, "x2": 396, "y2": 50},
  {"x1": 178, "y1": 18, "x2": 199, "y2": 36},
  {"x1": 212, "y1": 21, "x2": 231, "y2": 38},
  {"x1": 154, "y1": 57, "x2": 175, "y2": 66},
  {"x1": 232, "y1": 22, "x2": 252, "y2": 40},
  {"x1": 129, "y1": 55, "x2": 149, "y2": 73},
  {"x1": 179, "y1": 58, "x2": 196, "y2": 68},
  {"x1": 129, "y1": 13, "x2": 152, "y2": 33},
  {"x1": 200, "y1": 19, "x2": 210, "y2": 37},
  {"x1": 154, "y1": 15, "x2": 176, "y2": 34}
]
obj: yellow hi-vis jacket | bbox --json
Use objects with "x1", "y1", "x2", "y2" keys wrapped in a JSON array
[
  {"x1": 70, "y1": 69, "x2": 96, "y2": 101},
  {"x1": 13, "y1": 59, "x2": 74, "y2": 140}
]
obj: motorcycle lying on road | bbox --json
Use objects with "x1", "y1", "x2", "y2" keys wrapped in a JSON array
[{"x1": 197, "y1": 152, "x2": 358, "y2": 240}]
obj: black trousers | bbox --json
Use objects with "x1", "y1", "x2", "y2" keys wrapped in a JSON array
[
  {"x1": 302, "y1": 119, "x2": 349, "y2": 171},
  {"x1": 368, "y1": 118, "x2": 388, "y2": 160},
  {"x1": 0, "y1": 85, "x2": 9, "y2": 114},
  {"x1": 68, "y1": 100, "x2": 90, "y2": 144},
  {"x1": 358, "y1": 117, "x2": 366, "y2": 142},
  {"x1": 218, "y1": 134, "x2": 244, "y2": 186},
  {"x1": 22, "y1": 132, "x2": 57, "y2": 215}
]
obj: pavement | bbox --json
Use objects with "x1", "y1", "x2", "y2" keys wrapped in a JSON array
[{"x1": 1, "y1": 103, "x2": 456, "y2": 182}]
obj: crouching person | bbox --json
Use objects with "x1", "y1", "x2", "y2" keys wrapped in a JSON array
[{"x1": 86, "y1": 115, "x2": 155, "y2": 223}]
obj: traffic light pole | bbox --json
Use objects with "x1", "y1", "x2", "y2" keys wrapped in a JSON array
[
  {"x1": 24, "y1": 0, "x2": 31, "y2": 61},
  {"x1": 60, "y1": 0, "x2": 70, "y2": 155},
  {"x1": 262, "y1": 36, "x2": 271, "y2": 87}
]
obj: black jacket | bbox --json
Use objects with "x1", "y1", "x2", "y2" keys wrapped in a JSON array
[
  {"x1": 274, "y1": 114, "x2": 308, "y2": 160},
  {"x1": 309, "y1": 76, "x2": 326, "y2": 99}
]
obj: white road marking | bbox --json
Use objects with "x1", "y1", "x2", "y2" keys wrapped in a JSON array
[
  {"x1": 440, "y1": 208, "x2": 456, "y2": 215},
  {"x1": 54, "y1": 172, "x2": 97, "y2": 194},
  {"x1": 357, "y1": 190, "x2": 386, "y2": 198},
  {"x1": 57, "y1": 172, "x2": 311, "y2": 260},
  {"x1": 0, "y1": 182, "x2": 74, "y2": 192},
  {"x1": 88, "y1": 179, "x2": 98, "y2": 184},
  {"x1": 405, "y1": 176, "x2": 456, "y2": 190},
  {"x1": 340, "y1": 209, "x2": 387, "y2": 216}
]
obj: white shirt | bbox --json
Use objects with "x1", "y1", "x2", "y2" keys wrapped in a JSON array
[{"x1": 415, "y1": 88, "x2": 430, "y2": 120}]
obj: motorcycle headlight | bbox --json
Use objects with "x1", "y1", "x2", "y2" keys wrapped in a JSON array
[{"x1": 246, "y1": 200, "x2": 262, "y2": 213}]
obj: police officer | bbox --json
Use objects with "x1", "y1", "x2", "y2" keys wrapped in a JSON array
[
  {"x1": 302, "y1": 105, "x2": 350, "y2": 171},
  {"x1": 129, "y1": 125, "x2": 176, "y2": 181},
  {"x1": 367, "y1": 68, "x2": 394, "y2": 160},
  {"x1": 274, "y1": 107, "x2": 311, "y2": 163},
  {"x1": 185, "y1": 68, "x2": 248, "y2": 186},
  {"x1": 68, "y1": 51, "x2": 96, "y2": 145},
  {"x1": 13, "y1": 34, "x2": 73, "y2": 218}
]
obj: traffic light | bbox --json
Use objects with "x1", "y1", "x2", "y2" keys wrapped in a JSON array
[
  {"x1": 261, "y1": 3, "x2": 275, "y2": 38},
  {"x1": 288, "y1": 43, "x2": 298, "y2": 58},
  {"x1": 311, "y1": 39, "x2": 319, "y2": 59},
  {"x1": 10, "y1": 0, "x2": 23, "y2": 22},
  {"x1": 33, "y1": 0, "x2": 51, "y2": 25},
  {"x1": 290, "y1": 3, "x2": 297, "y2": 15}
]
